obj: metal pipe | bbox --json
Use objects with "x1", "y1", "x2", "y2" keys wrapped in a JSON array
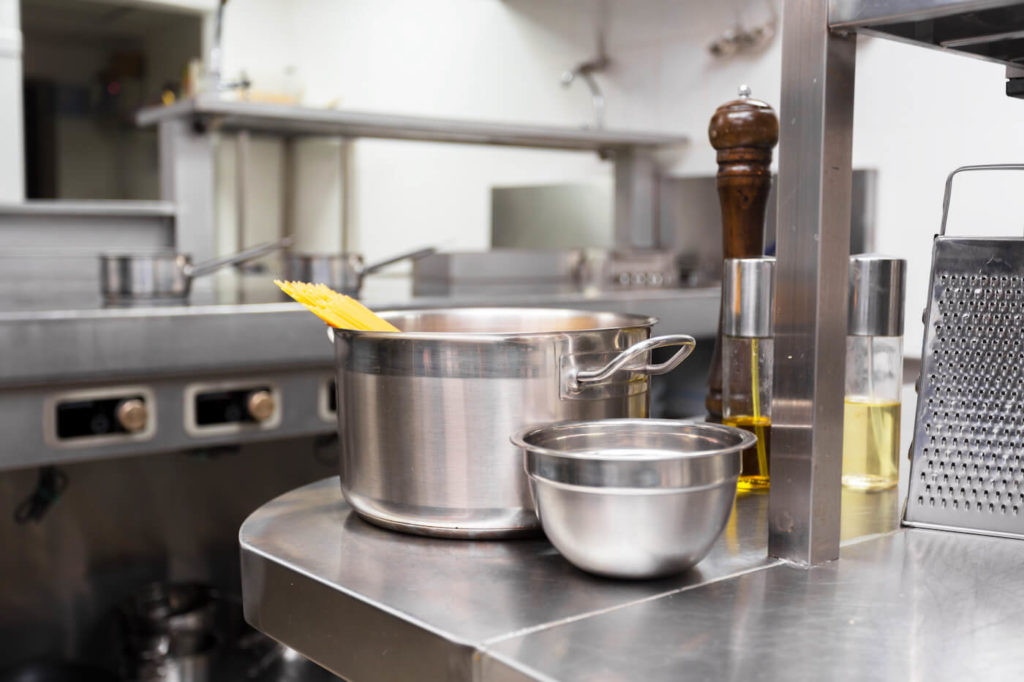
[{"x1": 768, "y1": 0, "x2": 857, "y2": 566}]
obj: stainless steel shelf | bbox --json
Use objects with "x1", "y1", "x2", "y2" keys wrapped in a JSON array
[
  {"x1": 830, "y1": 0, "x2": 1019, "y2": 26},
  {"x1": 137, "y1": 98, "x2": 690, "y2": 152},
  {"x1": 239, "y1": 478, "x2": 1015, "y2": 682},
  {"x1": 0, "y1": 200, "x2": 176, "y2": 218},
  {"x1": 830, "y1": 0, "x2": 1024, "y2": 67},
  {"x1": 0, "y1": 200, "x2": 175, "y2": 251}
]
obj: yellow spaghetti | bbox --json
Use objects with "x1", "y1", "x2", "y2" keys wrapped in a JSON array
[{"x1": 274, "y1": 280, "x2": 400, "y2": 332}]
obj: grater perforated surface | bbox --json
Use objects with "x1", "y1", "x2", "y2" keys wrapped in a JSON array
[{"x1": 905, "y1": 237, "x2": 1024, "y2": 537}]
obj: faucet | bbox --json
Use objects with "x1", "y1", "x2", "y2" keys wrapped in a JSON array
[
  {"x1": 561, "y1": 55, "x2": 609, "y2": 130},
  {"x1": 208, "y1": 0, "x2": 251, "y2": 94}
]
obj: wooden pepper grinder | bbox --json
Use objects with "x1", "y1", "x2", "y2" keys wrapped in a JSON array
[{"x1": 706, "y1": 85, "x2": 779, "y2": 420}]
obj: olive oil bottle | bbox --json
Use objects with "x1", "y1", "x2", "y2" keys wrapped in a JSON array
[
  {"x1": 841, "y1": 256, "x2": 906, "y2": 491},
  {"x1": 722, "y1": 258, "x2": 775, "y2": 491}
]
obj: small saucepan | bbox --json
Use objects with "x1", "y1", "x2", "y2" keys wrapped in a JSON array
[
  {"x1": 283, "y1": 246, "x2": 435, "y2": 297},
  {"x1": 100, "y1": 237, "x2": 291, "y2": 304}
]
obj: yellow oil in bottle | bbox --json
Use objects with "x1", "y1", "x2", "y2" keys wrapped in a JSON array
[
  {"x1": 723, "y1": 414, "x2": 771, "y2": 491},
  {"x1": 842, "y1": 398, "x2": 900, "y2": 491}
]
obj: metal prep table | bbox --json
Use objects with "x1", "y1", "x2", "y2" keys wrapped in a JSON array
[
  {"x1": 239, "y1": 478, "x2": 1024, "y2": 681},
  {"x1": 0, "y1": 278, "x2": 719, "y2": 471}
]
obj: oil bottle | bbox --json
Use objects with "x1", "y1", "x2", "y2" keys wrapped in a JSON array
[
  {"x1": 721, "y1": 257, "x2": 775, "y2": 492},
  {"x1": 842, "y1": 255, "x2": 906, "y2": 491}
]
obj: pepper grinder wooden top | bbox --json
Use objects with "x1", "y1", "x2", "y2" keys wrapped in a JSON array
[{"x1": 705, "y1": 85, "x2": 779, "y2": 419}]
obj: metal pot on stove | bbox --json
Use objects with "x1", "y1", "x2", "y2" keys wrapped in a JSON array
[
  {"x1": 100, "y1": 238, "x2": 290, "y2": 305},
  {"x1": 329, "y1": 307, "x2": 695, "y2": 539}
]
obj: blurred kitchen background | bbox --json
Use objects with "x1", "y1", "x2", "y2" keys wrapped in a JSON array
[
  {"x1": 3, "y1": 0, "x2": 1024, "y2": 679},
  {"x1": 4, "y1": 0, "x2": 1024, "y2": 342}
]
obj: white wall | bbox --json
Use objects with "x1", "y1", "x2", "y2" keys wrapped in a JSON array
[
  {"x1": 217, "y1": 0, "x2": 1024, "y2": 354},
  {"x1": 854, "y1": 38, "x2": 1024, "y2": 355},
  {"x1": 0, "y1": 0, "x2": 23, "y2": 200}
]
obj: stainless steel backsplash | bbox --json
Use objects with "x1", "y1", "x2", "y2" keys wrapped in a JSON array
[{"x1": 492, "y1": 170, "x2": 877, "y2": 285}]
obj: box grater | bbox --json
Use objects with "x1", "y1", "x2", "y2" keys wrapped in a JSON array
[{"x1": 904, "y1": 164, "x2": 1024, "y2": 538}]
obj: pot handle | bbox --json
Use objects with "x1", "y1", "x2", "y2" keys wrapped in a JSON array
[
  {"x1": 186, "y1": 236, "x2": 293, "y2": 279},
  {"x1": 569, "y1": 334, "x2": 696, "y2": 391},
  {"x1": 362, "y1": 246, "x2": 437, "y2": 276}
]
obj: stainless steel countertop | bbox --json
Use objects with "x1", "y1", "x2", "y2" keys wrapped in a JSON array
[
  {"x1": 484, "y1": 527, "x2": 1024, "y2": 681},
  {"x1": 0, "y1": 279, "x2": 719, "y2": 386},
  {"x1": 0, "y1": 277, "x2": 720, "y2": 470},
  {"x1": 238, "y1": 477, "x2": 930, "y2": 682}
]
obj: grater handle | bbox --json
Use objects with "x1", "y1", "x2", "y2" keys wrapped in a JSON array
[{"x1": 940, "y1": 164, "x2": 1024, "y2": 236}]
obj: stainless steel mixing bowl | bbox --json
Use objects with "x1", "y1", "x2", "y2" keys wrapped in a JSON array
[{"x1": 512, "y1": 419, "x2": 755, "y2": 579}]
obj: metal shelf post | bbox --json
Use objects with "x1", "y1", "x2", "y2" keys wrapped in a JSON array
[{"x1": 769, "y1": 0, "x2": 857, "y2": 566}]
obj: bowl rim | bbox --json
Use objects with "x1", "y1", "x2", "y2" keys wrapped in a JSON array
[
  {"x1": 528, "y1": 471, "x2": 740, "y2": 494},
  {"x1": 510, "y1": 418, "x2": 758, "y2": 463}
]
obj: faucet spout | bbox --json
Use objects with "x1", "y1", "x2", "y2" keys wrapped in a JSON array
[{"x1": 561, "y1": 56, "x2": 609, "y2": 130}]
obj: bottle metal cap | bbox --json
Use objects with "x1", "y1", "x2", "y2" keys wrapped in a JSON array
[
  {"x1": 723, "y1": 257, "x2": 775, "y2": 338},
  {"x1": 848, "y1": 255, "x2": 906, "y2": 337}
]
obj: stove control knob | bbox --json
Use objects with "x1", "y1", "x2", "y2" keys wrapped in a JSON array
[
  {"x1": 246, "y1": 390, "x2": 275, "y2": 422},
  {"x1": 116, "y1": 399, "x2": 148, "y2": 433}
]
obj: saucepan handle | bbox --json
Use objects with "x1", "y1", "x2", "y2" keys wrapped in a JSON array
[
  {"x1": 362, "y1": 247, "x2": 437, "y2": 276},
  {"x1": 568, "y1": 334, "x2": 696, "y2": 392},
  {"x1": 186, "y1": 236, "x2": 293, "y2": 279}
]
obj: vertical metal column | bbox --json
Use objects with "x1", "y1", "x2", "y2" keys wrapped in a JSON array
[
  {"x1": 158, "y1": 118, "x2": 216, "y2": 263},
  {"x1": 613, "y1": 148, "x2": 657, "y2": 249},
  {"x1": 340, "y1": 137, "x2": 353, "y2": 253},
  {"x1": 768, "y1": 0, "x2": 856, "y2": 566},
  {"x1": 235, "y1": 130, "x2": 252, "y2": 252}
]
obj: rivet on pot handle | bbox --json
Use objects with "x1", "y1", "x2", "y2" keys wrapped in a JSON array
[{"x1": 569, "y1": 334, "x2": 696, "y2": 391}]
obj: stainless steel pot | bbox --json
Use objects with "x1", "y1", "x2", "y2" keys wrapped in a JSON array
[
  {"x1": 283, "y1": 246, "x2": 435, "y2": 296},
  {"x1": 331, "y1": 307, "x2": 696, "y2": 538},
  {"x1": 100, "y1": 238, "x2": 290, "y2": 304}
]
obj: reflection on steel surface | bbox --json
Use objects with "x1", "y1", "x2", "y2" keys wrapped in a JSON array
[
  {"x1": 483, "y1": 526, "x2": 1024, "y2": 681},
  {"x1": 239, "y1": 478, "x2": 779, "y2": 681},
  {"x1": 239, "y1": 479, "x2": 905, "y2": 681}
]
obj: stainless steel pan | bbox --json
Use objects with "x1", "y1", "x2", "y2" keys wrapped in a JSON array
[
  {"x1": 100, "y1": 238, "x2": 290, "y2": 304},
  {"x1": 283, "y1": 246, "x2": 435, "y2": 296}
]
